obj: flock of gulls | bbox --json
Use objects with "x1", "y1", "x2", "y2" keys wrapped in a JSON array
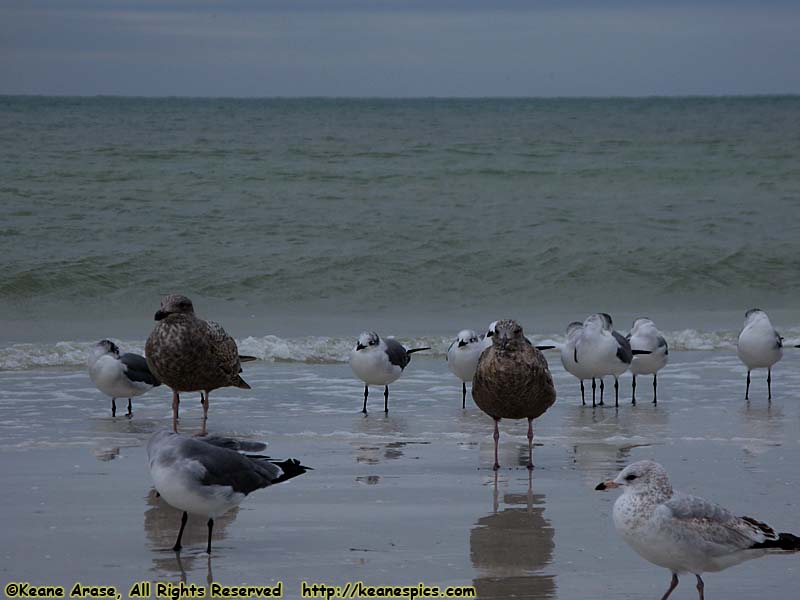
[{"x1": 85, "y1": 295, "x2": 798, "y2": 597}]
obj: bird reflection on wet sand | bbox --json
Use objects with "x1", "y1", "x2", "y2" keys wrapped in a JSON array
[
  {"x1": 470, "y1": 472, "x2": 556, "y2": 599},
  {"x1": 143, "y1": 489, "x2": 235, "y2": 578}
]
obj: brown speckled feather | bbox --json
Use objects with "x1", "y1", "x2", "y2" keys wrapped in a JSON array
[
  {"x1": 473, "y1": 337, "x2": 556, "y2": 420},
  {"x1": 146, "y1": 313, "x2": 247, "y2": 393}
]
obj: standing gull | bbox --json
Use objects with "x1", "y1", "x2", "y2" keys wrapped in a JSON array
[
  {"x1": 87, "y1": 340, "x2": 161, "y2": 417},
  {"x1": 472, "y1": 319, "x2": 556, "y2": 470},
  {"x1": 349, "y1": 331, "x2": 430, "y2": 414},
  {"x1": 596, "y1": 460, "x2": 800, "y2": 599},
  {"x1": 480, "y1": 321, "x2": 498, "y2": 352},
  {"x1": 147, "y1": 431, "x2": 309, "y2": 553},
  {"x1": 737, "y1": 309, "x2": 783, "y2": 400},
  {"x1": 558, "y1": 321, "x2": 598, "y2": 406},
  {"x1": 574, "y1": 313, "x2": 644, "y2": 407},
  {"x1": 145, "y1": 294, "x2": 250, "y2": 435},
  {"x1": 446, "y1": 329, "x2": 483, "y2": 409},
  {"x1": 628, "y1": 318, "x2": 669, "y2": 405}
]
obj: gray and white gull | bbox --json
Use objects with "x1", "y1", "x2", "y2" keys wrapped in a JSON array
[
  {"x1": 88, "y1": 340, "x2": 161, "y2": 418},
  {"x1": 596, "y1": 460, "x2": 800, "y2": 599},
  {"x1": 349, "y1": 331, "x2": 429, "y2": 414},
  {"x1": 147, "y1": 431, "x2": 309, "y2": 553}
]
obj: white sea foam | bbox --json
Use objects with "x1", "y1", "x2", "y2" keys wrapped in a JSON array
[{"x1": 2, "y1": 327, "x2": 799, "y2": 370}]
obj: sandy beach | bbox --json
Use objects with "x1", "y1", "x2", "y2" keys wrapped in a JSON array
[{"x1": 1, "y1": 350, "x2": 798, "y2": 599}]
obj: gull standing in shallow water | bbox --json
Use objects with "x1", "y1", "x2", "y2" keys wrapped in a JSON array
[
  {"x1": 596, "y1": 460, "x2": 800, "y2": 599},
  {"x1": 147, "y1": 431, "x2": 309, "y2": 553},
  {"x1": 574, "y1": 313, "x2": 642, "y2": 407},
  {"x1": 446, "y1": 329, "x2": 483, "y2": 409},
  {"x1": 737, "y1": 309, "x2": 783, "y2": 400},
  {"x1": 349, "y1": 332, "x2": 430, "y2": 415},
  {"x1": 628, "y1": 318, "x2": 669, "y2": 405},
  {"x1": 145, "y1": 294, "x2": 251, "y2": 435},
  {"x1": 472, "y1": 319, "x2": 556, "y2": 470},
  {"x1": 555, "y1": 321, "x2": 598, "y2": 406},
  {"x1": 87, "y1": 340, "x2": 161, "y2": 417}
]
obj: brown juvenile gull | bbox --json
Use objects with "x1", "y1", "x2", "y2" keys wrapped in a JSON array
[
  {"x1": 145, "y1": 294, "x2": 250, "y2": 435},
  {"x1": 596, "y1": 460, "x2": 800, "y2": 599},
  {"x1": 472, "y1": 319, "x2": 556, "y2": 470}
]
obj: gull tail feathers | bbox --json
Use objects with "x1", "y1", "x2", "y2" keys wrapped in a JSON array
[
  {"x1": 406, "y1": 347, "x2": 431, "y2": 355},
  {"x1": 752, "y1": 532, "x2": 800, "y2": 552},
  {"x1": 235, "y1": 375, "x2": 251, "y2": 389}
]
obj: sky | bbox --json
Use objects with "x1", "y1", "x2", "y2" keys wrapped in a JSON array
[{"x1": 2, "y1": 0, "x2": 799, "y2": 97}]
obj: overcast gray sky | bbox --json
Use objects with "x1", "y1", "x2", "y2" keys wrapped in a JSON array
[{"x1": 2, "y1": 0, "x2": 799, "y2": 97}]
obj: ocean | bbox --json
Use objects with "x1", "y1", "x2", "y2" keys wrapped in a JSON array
[
  {"x1": 2, "y1": 95, "x2": 800, "y2": 599},
  {"x1": 2, "y1": 95, "x2": 800, "y2": 363}
]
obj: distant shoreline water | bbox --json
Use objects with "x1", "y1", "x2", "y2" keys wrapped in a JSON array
[{"x1": 2, "y1": 95, "x2": 798, "y2": 345}]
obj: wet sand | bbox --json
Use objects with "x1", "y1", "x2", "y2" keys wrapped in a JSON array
[{"x1": 1, "y1": 350, "x2": 799, "y2": 599}]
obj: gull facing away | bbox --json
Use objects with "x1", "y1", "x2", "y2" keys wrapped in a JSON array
[
  {"x1": 546, "y1": 321, "x2": 599, "y2": 406},
  {"x1": 596, "y1": 460, "x2": 800, "y2": 599},
  {"x1": 737, "y1": 309, "x2": 783, "y2": 400},
  {"x1": 628, "y1": 318, "x2": 669, "y2": 405},
  {"x1": 147, "y1": 431, "x2": 309, "y2": 553},
  {"x1": 87, "y1": 340, "x2": 161, "y2": 418},
  {"x1": 145, "y1": 294, "x2": 251, "y2": 435},
  {"x1": 574, "y1": 313, "x2": 648, "y2": 407},
  {"x1": 349, "y1": 332, "x2": 430, "y2": 414},
  {"x1": 472, "y1": 319, "x2": 556, "y2": 470},
  {"x1": 446, "y1": 329, "x2": 483, "y2": 409}
]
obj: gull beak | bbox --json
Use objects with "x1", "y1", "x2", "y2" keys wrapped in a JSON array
[
  {"x1": 595, "y1": 479, "x2": 620, "y2": 491},
  {"x1": 356, "y1": 343, "x2": 366, "y2": 351},
  {"x1": 154, "y1": 310, "x2": 167, "y2": 321}
]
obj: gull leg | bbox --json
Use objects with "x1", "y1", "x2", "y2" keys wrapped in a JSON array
[
  {"x1": 660, "y1": 573, "x2": 679, "y2": 600},
  {"x1": 462, "y1": 382, "x2": 467, "y2": 409},
  {"x1": 527, "y1": 417, "x2": 534, "y2": 470},
  {"x1": 767, "y1": 368, "x2": 772, "y2": 401},
  {"x1": 745, "y1": 370, "x2": 751, "y2": 400},
  {"x1": 200, "y1": 391, "x2": 209, "y2": 435},
  {"x1": 173, "y1": 511, "x2": 188, "y2": 552},
  {"x1": 206, "y1": 518, "x2": 214, "y2": 554},
  {"x1": 172, "y1": 390, "x2": 180, "y2": 433},
  {"x1": 580, "y1": 380, "x2": 585, "y2": 405},
  {"x1": 614, "y1": 376, "x2": 619, "y2": 407},
  {"x1": 631, "y1": 374, "x2": 637, "y2": 405},
  {"x1": 111, "y1": 398, "x2": 117, "y2": 418},
  {"x1": 653, "y1": 373, "x2": 658, "y2": 405},
  {"x1": 695, "y1": 574, "x2": 704, "y2": 600},
  {"x1": 493, "y1": 418, "x2": 501, "y2": 470},
  {"x1": 599, "y1": 379, "x2": 605, "y2": 405},
  {"x1": 384, "y1": 385, "x2": 389, "y2": 414},
  {"x1": 591, "y1": 378, "x2": 596, "y2": 407},
  {"x1": 362, "y1": 385, "x2": 368, "y2": 414},
  {"x1": 126, "y1": 398, "x2": 133, "y2": 418}
]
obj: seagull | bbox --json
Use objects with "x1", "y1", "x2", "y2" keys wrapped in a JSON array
[
  {"x1": 480, "y1": 321, "x2": 498, "y2": 352},
  {"x1": 87, "y1": 340, "x2": 161, "y2": 418},
  {"x1": 145, "y1": 294, "x2": 251, "y2": 435},
  {"x1": 737, "y1": 309, "x2": 783, "y2": 400},
  {"x1": 147, "y1": 431, "x2": 309, "y2": 554},
  {"x1": 628, "y1": 318, "x2": 669, "y2": 405},
  {"x1": 574, "y1": 313, "x2": 646, "y2": 407},
  {"x1": 349, "y1": 332, "x2": 430, "y2": 414},
  {"x1": 595, "y1": 460, "x2": 800, "y2": 599},
  {"x1": 557, "y1": 321, "x2": 599, "y2": 406},
  {"x1": 446, "y1": 329, "x2": 483, "y2": 409},
  {"x1": 472, "y1": 319, "x2": 556, "y2": 470}
]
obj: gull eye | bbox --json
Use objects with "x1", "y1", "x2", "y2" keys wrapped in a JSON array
[{"x1": 624, "y1": 474, "x2": 638, "y2": 481}]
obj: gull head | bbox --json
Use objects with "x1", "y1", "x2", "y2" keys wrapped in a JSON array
[
  {"x1": 583, "y1": 313, "x2": 607, "y2": 332},
  {"x1": 456, "y1": 329, "x2": 480, "y2": 348},
  {"x1": 155, "y1": 294, "x2": 195, "y2": 321},
  {"x1": 94, "y1": 339, "x2": 120, "y2": 357},
  {"x1": 595, "y1": 460, "x2": 672, "y2": 497},
  {"x1": 355, "y1": 331, "x2": 381, "y2": 352},
  {"x1": 565, "y1": 321, "x2": 583, "y2": 338},
  {"x1": 744, "y1": 308, "x2": 769, "y2": 326},
  {"x1": 493, "y1": 319, "x2": 525, "y2": 352}
]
